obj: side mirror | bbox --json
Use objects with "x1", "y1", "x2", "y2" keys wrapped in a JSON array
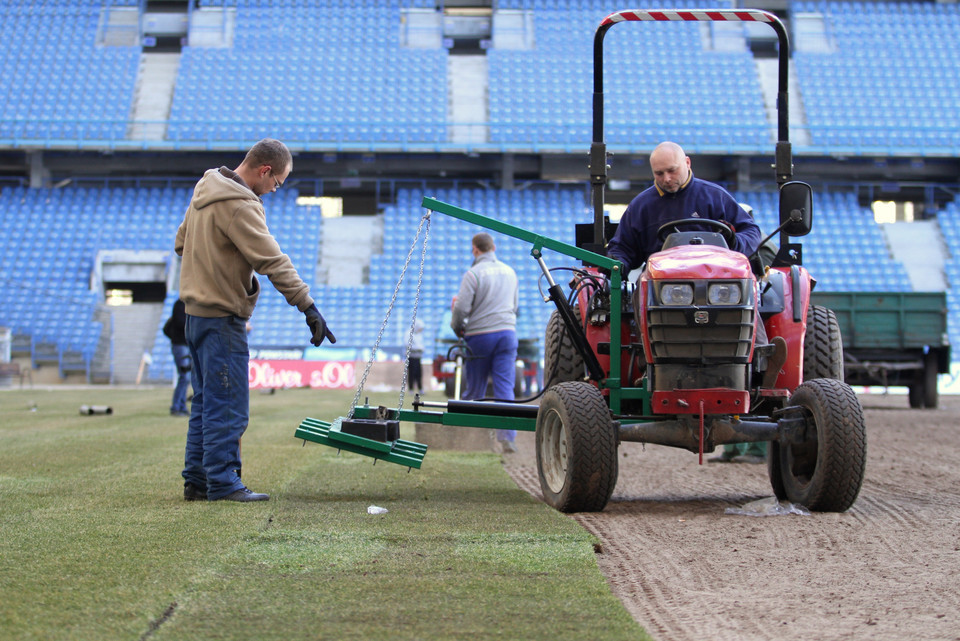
[{"x1": 779, "y1": 181, "x2": 813, "y2": 237}]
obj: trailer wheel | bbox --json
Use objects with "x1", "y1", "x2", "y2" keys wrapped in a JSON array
[
  {"x1": 543, "y1": 309, "x2": 585, "y2": 389},
  {"x1": 909, "y1": 352, "x2": 940, "y2": 409},
  {"x1": 908, "y1": 383, "x2": 923, "y2": 409},
  {"x1": 767, "y1": 378, "x2": 866, "y2": 512},
  {"x1": 923, "y1": 351, "x2": 939, "y2": 409},
  {"x1": 803, "y1": 304, "x2": 844, "y2": 382},
  {"x1": 536, "y1": 381, "x2": 618, "y2": 513}
]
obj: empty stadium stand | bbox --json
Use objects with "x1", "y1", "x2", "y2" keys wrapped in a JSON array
[
  {"x1": 793, "y1": 0, "x2": 960, "y2": 155},
  {"x1": 0, "y1": 180, "x2": 944, "y2": 383},
  {"x1": 0, "y1": 0, "x2": 141, "y2": 145},
  {"x1": 1, "y1": 0, "x2": 957, "y2": 156},
  {"x1": 0, "y1": 0, "x2": 958, "y2": 384}
]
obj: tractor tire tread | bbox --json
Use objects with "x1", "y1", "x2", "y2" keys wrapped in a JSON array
[
  {"x1": 538, "y1": 382, "x2": 618, "y2": 513},
  {"x1": 544, "y1": 309, "x2": 585, "y2": 389},
  {"x1": 803, "y1": 304, "x2": 844, "y2": 382},
  {"x1": 782, "y1": 378, "x2": 866, "y2": 512}
]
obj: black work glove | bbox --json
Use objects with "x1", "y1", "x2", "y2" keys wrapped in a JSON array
[{"x1": 304, "y1": 304, "x2": 336, "y2": 346}]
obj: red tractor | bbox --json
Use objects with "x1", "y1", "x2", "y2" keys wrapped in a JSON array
[
  {"x1": 535, "y1": 9, "x2": 866, "y2": 513},
  {"x1": 299, "y1": 9, "x2": 866, "y2": 515}
]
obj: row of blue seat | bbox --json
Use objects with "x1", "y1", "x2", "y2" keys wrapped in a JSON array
[
  {"x1": 6, "y1": 181, "x2": 960, "y2": 382},
  {"x1": 2, "y1": 1, "x2": 959, "y2": 155}
]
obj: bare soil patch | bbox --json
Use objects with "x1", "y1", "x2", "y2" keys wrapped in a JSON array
[{"x1": 505, "y1": 393, "x2": 960, "y2": 641}]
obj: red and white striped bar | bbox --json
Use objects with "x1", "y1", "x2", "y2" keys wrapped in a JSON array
[{"x1": 601, "y1": 9, "x2": 776, "y2": 26}]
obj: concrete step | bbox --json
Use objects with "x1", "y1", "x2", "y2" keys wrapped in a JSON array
[
  {"x1": 448, "y1": 54, "x2": 488, "y2": 144},
  {"x1": 883, "y1": 220, "x2": 948, "y2": 292},
  {"x1": 188, "y1": 7, "x2": 237, "y2": 48},
  {"x1": 128, "y1": 53, "x2": 180, "y2": 140},
  {"x1": 108, "y1": 303, "x2": 165, "y2": 384},
  {"x1": 320, "y1": 216, "x2": 383, "y2": 287},
  {"x1": 755, "y1": 58, "x2": 810, "y2": 146}
]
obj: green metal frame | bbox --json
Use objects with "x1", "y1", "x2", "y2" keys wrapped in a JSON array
[
  {"x1": 352, "y1": 405, "x2": 537, "y2": 432},
  {"x1": 421, "y1": 197, "x2": 640, "y2": 414},
  {"x1": 297, "y1": 196, "x2": 652, "y2": 467}
]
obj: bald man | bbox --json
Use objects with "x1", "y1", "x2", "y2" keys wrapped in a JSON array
[
  {"x1": 607, "y1": 141, "x2": 780, "y2": 390},
  {"x1": 606, "y1": 141, "x2": 762, "y2": 273}
]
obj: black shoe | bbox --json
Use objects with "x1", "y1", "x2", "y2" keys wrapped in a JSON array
[
  {"x1": 184, "y1": 483, "x2": 207, "y2": 501},
  {"x1": 218, "y1": 487, "x2": 270, "y2": 502},
  {"x1": 732, "y1": 454, "x2": 766, "y2": 465},
  {"x1": 707, "y1": 453, "x2": 736, "y2": 463}
]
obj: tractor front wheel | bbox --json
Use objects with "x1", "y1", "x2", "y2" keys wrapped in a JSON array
[
  {"x1": 768, "y1": 377, "x2": 866, "y2": 512},
  {"x1": 536, "y1": 381, "x2": 618, "y2": 513}
]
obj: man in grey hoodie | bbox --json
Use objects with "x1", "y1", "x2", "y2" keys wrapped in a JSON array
[
  {"x1": 451, "y1": 232, "x2": 519, "y2": 452},
  {"x1": 175, "y1": 139, "x2": 335, "y2": 502}
]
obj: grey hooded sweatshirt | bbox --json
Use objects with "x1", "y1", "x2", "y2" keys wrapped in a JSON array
[{"x1": 451, "y1": 251, "x2": 518, "y2": 337}]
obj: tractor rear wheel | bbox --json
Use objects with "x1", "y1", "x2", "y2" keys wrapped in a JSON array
[
  {"x1": 536, "y1": 381, "x2": 618, "y2": 513},
  {"x1": 803, "y1": 304, "x2": 844, "y2": 382},
  {"x1": 543, "y1": 309, "x2": 585, "y2": 389},
  {"x1": 767, "y1": 378, "x2": 866, "y2": 512}
]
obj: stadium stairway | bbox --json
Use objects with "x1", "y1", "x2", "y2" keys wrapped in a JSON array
[
  {"x1": 111, "y1": 303, "x2": 165, "y2": 384},
  {"x1": 755, "y1": 57, "x2": 811, "y2": 147},
  {"x1": 448, "y1": 55, "x2": 488, "y2": 145},
  {"x1": 319, "y1": 216, "x2": 381, "y2": 287},
  {"x1": 128, "y1": 52, "x2": 180, "y2": 141},
  {"x1": 882, "y1": 220, "x2": 949, "y2": 292}
]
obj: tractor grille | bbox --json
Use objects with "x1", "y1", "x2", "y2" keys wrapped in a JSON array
[{"x1": 647, "y1": 307, "x2": 754, "y2": 362}]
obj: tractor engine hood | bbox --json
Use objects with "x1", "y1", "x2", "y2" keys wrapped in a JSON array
[{"x1": 643, "y1": 245, "x2": 753, "y2": 281}]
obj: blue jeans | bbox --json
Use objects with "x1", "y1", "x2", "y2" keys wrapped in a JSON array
[
  {"x1": 182, "y1": 315, "x2": 250, "y2": 500},
  {"x1": 170, "y1": 343, "x2": 191, "y2": 414},
  {"x1": 464, "y1": 330, "x2": 518, "y2": 443}
]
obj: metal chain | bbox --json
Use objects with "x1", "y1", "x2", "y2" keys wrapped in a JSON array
[
  {"x1": 397, "y1": 210, "x2": 430, "y2": 412},
  {"x1": 348, "y1": 210, "x2": 431, "y2": 417}
]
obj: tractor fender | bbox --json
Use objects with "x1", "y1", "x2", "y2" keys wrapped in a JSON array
[{"x1": 763, "y1": 264, "x2": 813, "y2": 392}]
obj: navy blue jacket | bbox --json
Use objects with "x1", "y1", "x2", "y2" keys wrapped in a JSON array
[{"x1": 606, "y1": 175, "x2": 762, "y2": 273}]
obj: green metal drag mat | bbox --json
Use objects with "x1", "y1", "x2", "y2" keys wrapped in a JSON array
[
  {"x1": 296, "y1": 416, "x2": 429, "y2": 469},
  {"x1": 297, "y1": 402, "x2": 539, "y2": 469}
]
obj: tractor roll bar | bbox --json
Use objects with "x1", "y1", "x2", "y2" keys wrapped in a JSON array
[{"x1": 591, "y1": 9, "x2": 794, "y2": 247}]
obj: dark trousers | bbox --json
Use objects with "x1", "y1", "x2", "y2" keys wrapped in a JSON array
[
  {"x1": 181, "y1": 315, "x2": 250, "y2": 500},
  {"x1": 407, "y1": 357, "x2": 422, "y2": 391},
  {"x1": 170, "y1": 343, "x2": 191, "y2": 413},
  {"x1": 464, "y1": 329, "x2": 518, "y2": 442}
]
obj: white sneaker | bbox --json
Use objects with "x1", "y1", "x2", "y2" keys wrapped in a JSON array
[{"x1": 501, "y1": 440, "x2": 518, "y2": 454}]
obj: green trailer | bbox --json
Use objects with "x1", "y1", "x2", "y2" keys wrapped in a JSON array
[{"x1": 809, "y1": 291, "x2": 950, "y2": 408}]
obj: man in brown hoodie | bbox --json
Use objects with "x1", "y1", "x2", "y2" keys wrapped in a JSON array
[{"x1": 175, "y1": 139, "x2": 335, "y2": 503}]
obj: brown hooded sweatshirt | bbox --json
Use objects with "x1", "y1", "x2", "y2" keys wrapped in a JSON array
[{"x1": 175, "y1": 167, "x2": 314, "y2": 319}]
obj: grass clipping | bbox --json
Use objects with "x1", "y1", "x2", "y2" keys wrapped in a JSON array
[{"x1": 0, "y1": 387, "x2": 647, "y2": 641}]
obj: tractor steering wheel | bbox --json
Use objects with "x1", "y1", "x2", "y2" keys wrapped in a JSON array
[{"x1": 656, "y1": 217, "x2": 735, "y2": 244}]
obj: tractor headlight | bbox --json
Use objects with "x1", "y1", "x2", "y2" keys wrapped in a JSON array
[
  {"x1": 707, "y1": 283, "x2": 742, "y2": 305},
  {"x1": 660, "y1": 283, "x2": 694, "y2": 305}
]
